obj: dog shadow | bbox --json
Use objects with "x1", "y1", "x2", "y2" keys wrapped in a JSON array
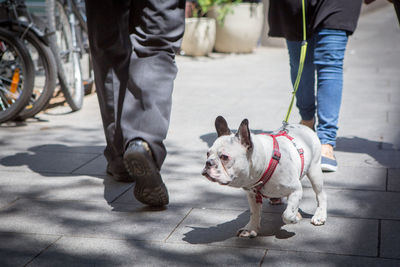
[{"x1": 183, "y1": 209, "x2": 297, "y2": 244}]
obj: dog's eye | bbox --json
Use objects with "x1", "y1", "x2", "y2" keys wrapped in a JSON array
[
  {"x1": 207, "y1": 152, "x2": 210, "y2": 157},
  {"x1": 220, "y1": 154, "x2": 229, "y2": 161}
]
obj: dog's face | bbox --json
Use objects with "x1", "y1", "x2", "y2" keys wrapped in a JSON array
[{"x1": 202, "y1": 116, "x2": 253, "y2": 188}]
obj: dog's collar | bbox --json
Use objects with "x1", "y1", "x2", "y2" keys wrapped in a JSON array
[{"x1": 250, "y1": 130, "x2": 305, "y2": 204}]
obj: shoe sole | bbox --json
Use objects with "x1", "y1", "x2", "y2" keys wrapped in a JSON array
[
  {"x1": 321, "y1": 163, "x2": 338, "y2": 172},
  {"x1": 123, "y1": 149, "x2": 169, "y2": 207}
]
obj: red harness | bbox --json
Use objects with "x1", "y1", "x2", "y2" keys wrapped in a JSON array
[{"x1": 253, "y1": 131, "x2": 305, "y2": 204}]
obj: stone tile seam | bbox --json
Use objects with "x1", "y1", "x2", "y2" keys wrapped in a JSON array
[
  {"x1": 108, "y1": 184, "x2": 135, "y2": 204},
  {"x1": 33, "y1": 149, "x2": 103, "y2": 155},
  {"x1": 177, "y1": 206, "x2": 400, "y2": 222},
  {"x1": 23, "y1": 235, "x2": 63, "y2": 267},
  {"x1": 386, "y1": 168, "x2": 389, "y2": 192},
  {"x1": 5, "y1": 196, "x2": 123, "y2": 205},
  {"x1": 377, "y1": 219, "x2": 382, "y2": 258},
  {"x1": 261, "y1": 248, "x2": 400, "y2": 262},
  {"x1": 259, "y1": 249, "x2": 268, "y2": 267},
  {"x1": 0, "y1": 196, "x2": 20, "y2": 212},
  {"x1": 302, "y1": 184, "x2": 395, "y2": 193},
  {"x1": 164, "y1": 240, "x2": 381, "y2": 259},
  {"x1": 164, "y1": 207, "x2": 194, "y2": 243},
  {"x1": 1, "y1": 230, "x2": 399, "y2": 261},
  {"x1": 70, "y1": 153, "x2": 104, "y2": 174},
  {"x1": 0, "y1": 227, "x2": 395, "y2": 261},
  {"x1": 0, "y1": 168, "x2": 101, "y2": 176},
  {"x1": 3, "y1": 198, "x2": 400, "y2": 223}
]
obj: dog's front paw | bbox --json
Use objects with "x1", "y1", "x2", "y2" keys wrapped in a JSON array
[
  {"x1": 237, "y1": 228, "x2": 258, "y2": 238},
  {"x1": 311, "y1": 207, "x2": 327, "y2": 226},
  {"x1": 282, "y1": 211, "x2": 302, "y2": 224}
]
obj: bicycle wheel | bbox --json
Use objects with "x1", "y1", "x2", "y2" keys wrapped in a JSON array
[
  {"x1": 16, "y1": 29, "x2": 57, "y2": 120},
  {"x1": 0, "y1": 28, "x2": 34, "y2": 123},
  {"x1": 72, "y1": 0, "x2": 94, "y2": 95},
  {"x1": 46, "y1": 0, "x2": 84, "y2": 111}
]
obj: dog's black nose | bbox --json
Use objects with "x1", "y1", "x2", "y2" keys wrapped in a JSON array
[{"x1": 206, "y1": 159, "x2": 215, "y2": 167}]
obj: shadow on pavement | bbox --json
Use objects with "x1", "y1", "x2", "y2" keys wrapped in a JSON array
[
  {"x1": 336, "y1": 136, "x2": 400, "y2": 168},
  {"x1": 0, "y1": 144, "x2": 133, "y2": 204},
  {"x1": 183, "y1": 211, "x2": 249, "y2": 244}
]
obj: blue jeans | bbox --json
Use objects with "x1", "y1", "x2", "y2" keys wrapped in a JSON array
[{"x1": 286, "y1": 29, "x2": 348, "y2": 147}]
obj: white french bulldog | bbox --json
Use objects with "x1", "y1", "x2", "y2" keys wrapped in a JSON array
[{"x1": 202, "y1": 116, "x2": 327, "y2": 238}]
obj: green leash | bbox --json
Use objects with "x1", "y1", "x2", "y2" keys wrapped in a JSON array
[{"x1": 283, "y1": 0, "x2": 308, "y2": 126}]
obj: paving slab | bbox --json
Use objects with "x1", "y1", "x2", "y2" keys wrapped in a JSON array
[
  {"x1": 71, "y1": 154, "x2": 109, "y2": 176},
  {"x1": 114, "y1": 179, "x2": 400, "y2": 220},
  {"x1": 388, "y1": 169, "x2": 400, "y2": 192},
  {"x1": 0, "y1": 124, "x2": 105, "y2": 150},
  {"x1": 0, "y1": 171, "x2": 132, "y2": 203},
  {"x1": 0, "y1": 198, "x2": 190, "y2": 242},
  {"x1": 167, "y1": 208, "x2": 379, "y2": 257},
  {"x1": 263, "y1": 249, "x2": 400, "y2": 267},
  {"x1": 380, "y1": 220, "x2": 400, "y2": 259},
  {"x1": 299, "y1": 188, "x2": 400, "y2": 221},
  {"x1": 302, "y1": 166, "x2": 387, "y2": 191},
  {"x1": 27, "y1": 237, "x2": 265, "y2": 267},
  {"x1": 334, "y1": 150, "x2": 400, "y2": 169},
  {"x1": 0, "y1": 150, "x2": 99, "y2": 174},
  {"x1": 0, "y1": 232, "x2": 60, "y2": 267}
]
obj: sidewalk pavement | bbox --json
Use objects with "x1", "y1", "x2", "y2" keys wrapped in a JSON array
[{"x1": 1, "y1": 4, "x2": 400, "y2": 267}]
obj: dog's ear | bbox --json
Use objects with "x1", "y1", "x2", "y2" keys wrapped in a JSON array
[
  {"x1": 215, "y1": 116, "x2": 231, "y2": 137},
  {"x1": 236, "y1": 119, "x2": 253, "y2": 151}
]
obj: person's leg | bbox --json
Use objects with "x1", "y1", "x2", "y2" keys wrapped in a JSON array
[
  {"x1": 121, "y1": 0, "x2": 185, "y2": 169},
  {"x1": 120, "y1": 0, "x2": 185, "y2": 206},
  {"x1": 314, "y1": 29, "x2": 348, "y2": 147},
  {"x1": 393, "y1": 0, "x2": 400, "y2": 26},
  {"x1": 85, "y1": 0, "x2": 133, "y2": 181},
  {"x1": 314, "y1": 28, "x2": 348, "y2": 171},
  {"x1": 286, "y1": 38, "x2": 316, "y2": 127}
]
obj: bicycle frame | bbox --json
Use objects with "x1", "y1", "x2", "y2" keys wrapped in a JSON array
[{"x1": 0, "y1": 0, "x2": 50, "y2": 46}]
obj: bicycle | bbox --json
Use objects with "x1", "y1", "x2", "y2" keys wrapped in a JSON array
[
  {"x1": 0, "y1": 0, "x2": 57, "y2": 120},
  {"x1": 46, "y1": 0, "x2": 90, "y2": 111},
  {"x1": 0, "y1": 27, "x2": 34, "y2": 123}
]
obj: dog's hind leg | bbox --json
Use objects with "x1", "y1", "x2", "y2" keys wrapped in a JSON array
[
  {"x1": 307, "y1": 163, "x2": 327, "y2": 225},
  {"x1": 237, "y1": 190, "x2": 262, "y2": 238}
]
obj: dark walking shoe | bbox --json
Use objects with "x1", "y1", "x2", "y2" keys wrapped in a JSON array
[
  {"x1": 106, "y1": 157, "x2": 135, "y2": 183},
  {"x1": 321, "y1": 156, "x2": 338, "y2": 172},
  {"x1": 321, "y1": 144, "x2": 338, "y2": 172},
  {"x1": 123, "y1": 139, "x2": 169, "y2": 207}
]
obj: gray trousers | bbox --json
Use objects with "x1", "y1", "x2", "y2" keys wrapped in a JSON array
[{"x1": 85, "y1": 0, "x2": 185, "y2": 169}]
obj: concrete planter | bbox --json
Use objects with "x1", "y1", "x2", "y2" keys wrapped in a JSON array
[
  {"x1": 209, "y1": 3, "x2": 264, "y2": 53},
  {"x1": 181, "y1": 18, "x2": 216, "y2": 57}
]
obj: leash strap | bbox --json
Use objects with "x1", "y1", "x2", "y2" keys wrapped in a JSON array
[{"x1": 283, "y1": 0, "x2": 308, "y2": 124}]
